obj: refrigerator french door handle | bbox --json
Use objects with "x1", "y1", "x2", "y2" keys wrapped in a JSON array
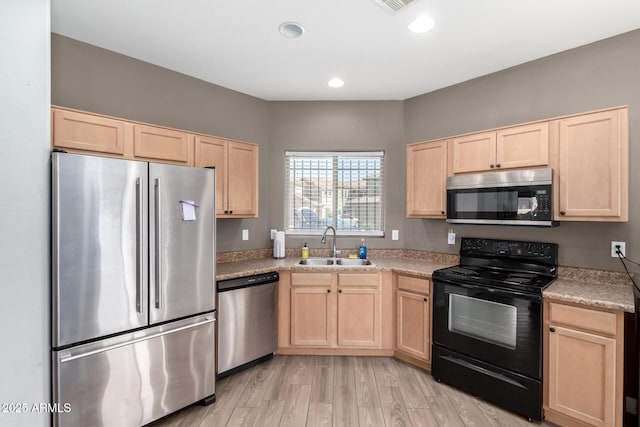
[
  {"x1": 59, "y1": 317, "x2": 216, "y2": 363},
  {"x1": 135, "y1": 177, "x2": 143, "y2": 314},
  {"x1": 154, "y1": 177, "x2": 162, "y2": 310}
]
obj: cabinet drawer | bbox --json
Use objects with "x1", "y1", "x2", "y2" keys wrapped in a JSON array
[
  {"x1": 291, "y1": 273, "x2": 332, "y2": 287},
  {"x1": 397, "y1": 275, "x2": 430, "y2": 295},
  {"x1": 548, "y1": 302, "x2": 616, "y2": 336},
  {"x1": 338, "y1": 273, "x2": 380, "y2": 287}
]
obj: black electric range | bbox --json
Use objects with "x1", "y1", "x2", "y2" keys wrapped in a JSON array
[{"x1": 431, "y1": 237, "x2": 558, "y2": 421}]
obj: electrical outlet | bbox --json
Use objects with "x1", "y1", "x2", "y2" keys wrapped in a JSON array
[
  {"x1": 270, "y1": 229, "x2": 277, "y2": 239},
  {"x1": 611, "y1": 241, "x2": 626, "y2": 258},
  {"x1": 447, "y1": 229, "x2": 456, "y2": 245},
  {"x1": 392, "y1": 230, "x2": 399, "y2": 240},
  {"x1": 242, "y1": 229, "x2": 249, "y2": 241}
]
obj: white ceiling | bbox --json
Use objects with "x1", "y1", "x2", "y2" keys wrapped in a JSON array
[{"x1": 51, "y1": 0, "x2": 640, "y2": 101}]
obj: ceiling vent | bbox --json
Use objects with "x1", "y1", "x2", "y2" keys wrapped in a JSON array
[{"x1": 372, "y1": 0, "x2": 417, "y2": 14}]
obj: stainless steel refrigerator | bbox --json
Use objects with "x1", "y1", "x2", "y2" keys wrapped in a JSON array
[{"x1": 51, "y1": 152, "x2": 216, "y2": 427}]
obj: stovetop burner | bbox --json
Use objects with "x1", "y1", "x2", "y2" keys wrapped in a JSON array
[{"x1": 433, "y1": 237, "x2": 558, "y2": 295}]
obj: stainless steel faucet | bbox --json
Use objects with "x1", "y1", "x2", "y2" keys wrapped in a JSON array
[{"x1": 321, "y1": 226, "x2": 338, "y2": 258}]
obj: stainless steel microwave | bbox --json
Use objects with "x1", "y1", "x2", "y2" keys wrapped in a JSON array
[{"x1": 446, "y1": 168, "x2": 556, "y2": 226}]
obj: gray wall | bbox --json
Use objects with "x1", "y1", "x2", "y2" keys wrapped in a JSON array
[
  {"x1": 52, "y1": 30, "x2": 640, "y2": 271},
  {"x1": 404, "y1": 29, "x2": 640, "y2": 271},
  {"x1": 51, "y1": 34, "x2": 272, "y2": 252},
  {"x1": 0, "y1": 1, "x2": 50, "y2": 426},
  {"x1": 268, "y1": 101, "x2": 405, "y2": 252}
]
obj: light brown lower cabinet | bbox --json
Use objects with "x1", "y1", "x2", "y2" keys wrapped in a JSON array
[
  {"x1": 278, "y1": 271, "x2": 393, "y2": 355},
  {"x1": 394, "y1": 274, "x2": 432, "y2": 370},
  {"x1": 543, "y1": 299, "x2": 624, "y2": 427}
]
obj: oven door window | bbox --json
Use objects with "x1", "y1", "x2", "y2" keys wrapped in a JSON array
[{"x1": 448, "y1": 294, "x2": 517, "y2": 349}]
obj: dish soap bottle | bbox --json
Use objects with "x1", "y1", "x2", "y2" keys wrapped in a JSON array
[
  {"x1": 302, "y1": 242, "x2": 309, "y2": 259},
  {"x1": 359, "y1": 239, "x2": 367, "y2": 259}
]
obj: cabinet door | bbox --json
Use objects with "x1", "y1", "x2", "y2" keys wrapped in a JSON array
[
  {"x1": 52, "y1": 108, "x2": 126, "y2": 156},
  {"x1": 396, "y1": 290, "x2": 430, "y2": 361},
  {"x1": 496, "y1": 122, "x2": 549, "y2": 169},
  {"x1": 451, "y1": 131, "x2": 496, "y2": 174},
  {"x1": 227, "y1": 142, "x2": 259, "y2": 217},
  {"x1": 555, "y1": 109, "x2": 628, "y2": 221},
  {"x1": 133, "y1": 124, "x2": 193, "y2": 165},
  {"x1": 290, "y1": 273, "x2": 334, "y2": 347},
  {"x1": 337, "y1": 286, "x2": 381, "y2": 347},
  {"x1": 290, "y1": 286, "x2": 333, "y2": 347},
  {"x1": 548, "y1": 325, "x2": 616, "y2": 427},
  {"x1": 195, "y1": 136, "x2": 228, "y2": 216},
  {"x1": 406, "y1": 140, "x2": 447, "y2": 217}
]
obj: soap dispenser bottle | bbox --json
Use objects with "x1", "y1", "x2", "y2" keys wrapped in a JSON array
[
  {"x1": 302, "y1": 242, "x2": 309, "y2": 259},
  {"x1": 359, "y1": 239, "x2": 367, "y2": 259}
]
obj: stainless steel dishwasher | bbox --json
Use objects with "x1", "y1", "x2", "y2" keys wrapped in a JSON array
[{"x1": 216, "y1": 272, "x2": 278, "y2": 378}]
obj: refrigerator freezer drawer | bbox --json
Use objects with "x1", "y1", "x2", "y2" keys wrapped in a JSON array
[{"x1": 52, "y1": 315, "x2": 215, "y2": 427}]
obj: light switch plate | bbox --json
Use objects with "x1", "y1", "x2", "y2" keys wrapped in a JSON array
[
  {"x1": 242, "y1": 229, "x2": 249, "y2": 241},
  {"x1": 392, "y1": 230, "x2": 399, "y2": 240},
  {"x1": 447, "y1": 230, "x2": 456, "y2": 245}
]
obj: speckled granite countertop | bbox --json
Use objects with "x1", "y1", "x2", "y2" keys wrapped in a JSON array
[
  {"x1": 215, "y1": 257, "x2": 453, "y2": 281},
  {"x1": 543, "y1": 276, "x2": 635, "y2": 313},
  {"x1": 216, "y1": 253, "x2": 636, "y2": 313}
]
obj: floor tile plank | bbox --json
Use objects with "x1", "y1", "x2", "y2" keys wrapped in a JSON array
[{"x1": 149, "y1": 355, "x2": 558, "y2": 427}]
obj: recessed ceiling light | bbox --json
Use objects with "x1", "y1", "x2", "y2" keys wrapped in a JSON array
[
  {"x1": 279, "y1": 22, "x2": 305, "y2": 39},
  {"x1": 328, "y1": 78, "x2": 345, "y2": 88},
  {"x1": 408, "y1": 15, "x2": 435, "y2": 33}
]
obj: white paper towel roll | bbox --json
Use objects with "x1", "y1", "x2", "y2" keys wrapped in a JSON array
[{"x1": 273, "y1": 231, "x2": 285, "y2": 258}]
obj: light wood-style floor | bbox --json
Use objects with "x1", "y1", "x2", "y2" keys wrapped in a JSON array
[{"x1": 150, "y1": 355, "x2": 557, "y2": 427}]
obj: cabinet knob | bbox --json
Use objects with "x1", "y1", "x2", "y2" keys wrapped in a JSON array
[
  {"x1": 496, "y1": 163, "x2": 501, "y2": 168},
  {"x1": 327, "y1": 289, "x2": 331, "y2": 293},
  {"x1": 229, "y1": 210, "x2": 233, "y2": 214},
  {"x1": 423, "y1": 297, "x2": 427, "y2": 302},
  {"x1": 441, "y1": 211, "x2": 445, "y2": 215},
  {"x1": 339, "y1": 290, "x2": 342, "y2": 293},
  {"x1": 489, "y1": 164, "x2": 495, "y2": 168},
  {"x1": 560, "y1": 211, "x2": 566, "y2": 216},
  {"x1": 224, "y1": 210, "x2": 229, "y2": 214},
  {"x1": 549, "y1": 327, "x2": 556, "y2": 333}
]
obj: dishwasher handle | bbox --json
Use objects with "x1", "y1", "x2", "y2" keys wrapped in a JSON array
[{"x1": 217, "y1": 271, "x2": 279, "y2": 292}]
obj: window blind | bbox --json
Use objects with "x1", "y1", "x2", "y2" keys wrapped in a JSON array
[{"x1": 285, "y1": 151, "x2": 384, "y2": 236}]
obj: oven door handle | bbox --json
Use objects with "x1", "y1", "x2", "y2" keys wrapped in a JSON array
[{"x1": 441, "y1": 281, "x2": 541, "y2": 301}]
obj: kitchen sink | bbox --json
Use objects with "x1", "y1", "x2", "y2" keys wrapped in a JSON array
[
  {"x1": 297, "y1": 258, "x2": 373, "y2": 266},
  {"x1": 298, "y1": 258, "x2": 335, "y2": 265},
  {"x1": 335, "y1": 258, "x2": 372, "y2": 266}
]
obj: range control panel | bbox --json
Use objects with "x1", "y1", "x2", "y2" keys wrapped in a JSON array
[{"x1": 461, "y1": 237, "x2": 558, "y2": 261}]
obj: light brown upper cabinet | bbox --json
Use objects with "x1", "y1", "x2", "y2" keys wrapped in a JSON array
[
  {"x1": 52, "y1": 108, "x2": 127, "y2": 157},
  {"x1": 52, "y1": 106, "x2": 193, "y2": 165},
  {"x1": 132, "y1": 124, "x2": 193, "y2": 166},
  {"x1": 406, "y1": 139, "x2": 448, "y2": 218},
  {"x1": 450, "y1": 122, "x2": 549, "y2": 174},
  {"x1": 551, "y1": 107, "x2": 628, "y2": 222},
  {"x1": 195, "y1": 136, "x2": 259, "y2": 218}
]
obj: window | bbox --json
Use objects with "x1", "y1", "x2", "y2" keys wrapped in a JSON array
[{"x1": 285, "y1": 151, "x2": 384, "y2": 236}]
